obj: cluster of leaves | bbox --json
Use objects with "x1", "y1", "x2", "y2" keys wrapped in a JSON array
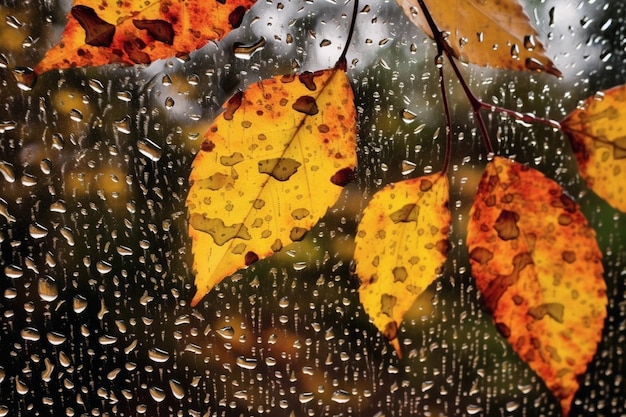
[{"x1": 22, "y1": 0, "x2": 626, "y2": 415}]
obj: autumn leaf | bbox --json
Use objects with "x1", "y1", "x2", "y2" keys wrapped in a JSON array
[
  {"x1": 466, "y1": 157, "x2": 606, "y2": 416},
  {"x1": 396, "y1": 0, "x2": 561, "y2": 76},
  {"x1": 561, "y1": 85, "x2": 626, "y2": 213},
  {"x1": 355, "y1": 173, "x2": 451, "y2": 357},
  {"x1": 186, "y1": 64, "x2": 357, "y2": 306},
  {"x1": 34, "y1": 0, "x2": 255, "y2": 74}
]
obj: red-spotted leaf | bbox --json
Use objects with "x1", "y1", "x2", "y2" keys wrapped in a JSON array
[
  {"x1": 561, "y1": 84, "x2": 626, "y2": 212},
  {"x1": 355, "y1": 173, "x2": 451, "y2": 357},
  {"x1": 34, "y1": 0, "x2": 256, "y2": 74},
  {"x1": 186, "y1": 65, "x2": 357, "y2": 306},
  {"x1": 467, "y1": 157, "x2": 606, "y2": 416}
]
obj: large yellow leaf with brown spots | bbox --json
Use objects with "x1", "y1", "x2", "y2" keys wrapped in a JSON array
[
  {"x1": 355, "y1": 173, "x2": 451, "y2": 357},
  {"x1": 396, "y1": 0, "x2": 561, "y2": 76},
  {"x1": 187, "y1": 65, "x2": 357, "y2": 306},
  {"x1": 561, "y1": 85, "x2": 626, "y2": 213},
  {"x1": 34, "y1": 0, "x2": 255, "y2": 74},
  {"x1": 467, "y1": 157, "x2": 606, "y2": 417}
]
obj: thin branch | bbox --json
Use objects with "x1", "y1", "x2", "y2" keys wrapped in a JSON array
[{"x1": 337, "y1": 0, "x2": 360, "y2": 67}]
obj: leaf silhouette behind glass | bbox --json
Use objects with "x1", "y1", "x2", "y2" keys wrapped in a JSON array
[
  {"x1": 186, "y1": 66, "x2": 357, "y2": 306},
  {"x1": 466, "y1": 157, "x2": 606, "y2": 416},
  {"x1": 34, "y1": 0, "x2": 256, "y2": 74},
  {"x1": 355, "y1": 173, "x2": 451, "y2": 357},
  {"x1": 396, "y1": 0, "x2": 561, "y2": 76},
  {"x1": 561, "y1": 84, "x2": 626, "y2": 213}
]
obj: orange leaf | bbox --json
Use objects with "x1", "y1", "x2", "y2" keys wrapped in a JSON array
[
  {"x1": 186, "y1": 66, "x2": 357, "y2": 306},
  {"x1": 34, "y1": 0, "x2": 255, "y2": 74},
  {"x1": 466, "y1": 157, "x2": 606, "y2": 417},
  {"x1": 355, "y1": 173, "x2": 451, "y2": 357},
  {"x1": 396, "y1": 0, "x2": 561, "y2": 76},
  {"x1": 561, "y1": 84, "x2": 626, "y2": 212}
]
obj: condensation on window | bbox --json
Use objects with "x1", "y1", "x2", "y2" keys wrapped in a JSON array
[{"x1": 0, "y1": 0, "x2": 624, "y2": 416}]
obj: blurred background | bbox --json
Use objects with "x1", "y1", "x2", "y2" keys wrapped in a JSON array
[{"x1": 0, "y1": 0, "x2": 624, "y2": 415}]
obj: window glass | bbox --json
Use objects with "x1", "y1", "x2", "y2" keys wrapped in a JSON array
[{"x1": 0, "y1": 0, "x2": 624, "y2": 415}]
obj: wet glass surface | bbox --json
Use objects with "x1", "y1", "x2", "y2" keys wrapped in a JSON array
[{"x1": 0, "y1": 0, "x2": 625, "y2": 415}]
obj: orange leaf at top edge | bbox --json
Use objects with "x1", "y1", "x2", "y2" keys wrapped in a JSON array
[
  {"x1": 396, "y1": 0, "x2": 561, "y2": 77},
  {"x1": 34, "y1": 0, "x2": 256, "y2": 74},
  {"x1": 467, "y1": 157, "x2": 606, "y2": 416}
]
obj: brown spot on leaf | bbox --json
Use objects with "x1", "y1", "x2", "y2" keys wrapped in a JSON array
[
  {"x1": 390, "y1": 203, "x2": 419, "y2": 223},
  {"x1": 392, "y1": 266, "x2": 408, "y2": 283},
  {"x1": 124, "y1": 41, "x2": 151, "y2": 65},
  {"x1": 223, "y1": 91, "x2": 243, "y2": 120},
  {"x1": 291, "y1": 208, "x2": 310, "y2": 220},
  {"x1": 435, "y1": 239, "x2": 451, "y2": 256},
  {"x1": 330, "y1": 167, "x2": 354, "y2": 186},
  {"x1": 380, "y1": 293, "x2": 397, "y2": 317},
  {"x1": 252, "y1": 199, "x2": 265, "y2": 209},
  {"x1": 204, "y1": 172, "x2": 234, "y2": 190},
  {"x1": 557, "y1": 213, "x2": 573, "y2": 226},
  {"x1": 292, "y1": 96, "x2": 319, "y2": 115},
  {"x1": 298, "y1": 71, "x2": 317, "y2": 91},
  {"x1": 481, "y1": 252, "x2": 533, "y2": 313},
  {"x1": 383, "y1": 320, "x2": 398, "y2": 341},
  {"x1": 280, "y1": 74, "x2": 296, "y2": 83},
  {"x1": 419, "y1": 178, "x2": 433, "y2": 192},
  {"x1": 289, "y1": 227, "x2": 308, "y2": 241},
  {"x1": 220, "y1": 152, "x2": 244, "y2": 166},
  {"x1": 133, "y1": 19, "x2": 175, "y2": 44},
  {"x1": 71, "y1": 5, "x2": 115, "y2": 47},
  {"x1": 244, "y1": 251, "x2": 259, "y2": 266},
  {"x1": 271, "y1": 239, "x2": 283, "y2": 252},
  {"x1": 562, "y1": 250, "x2": 577, "y2": 264},
  {"x1": 494, "y1": 210, "x2": 520, "y2": 241},
  {"x1": 528, "y1": 303, "x2": 565, "y2": 323},
  {"x1": 228, "y1": 6, "x2": 246, "y2": 28},
  {"x1": 201, "y1": 139, "x2": 216, "y2": 152},
  {"x1": 258, "y1": 158, "x2": 302, "y2": 181},
  {"x1": 188, "y1": 214, "x2": 251, "y2": 246},
  {"x1": 318, "y1": 124, "x2": 330, "y2": 133}
]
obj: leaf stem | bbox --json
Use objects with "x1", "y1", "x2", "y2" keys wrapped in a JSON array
[{"x1": 337, "y1": 0, "x2": 360, "y2": 68}]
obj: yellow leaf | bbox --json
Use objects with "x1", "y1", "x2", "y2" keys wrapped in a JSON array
[
  {"x1": 396, "y1": 0, "x2": 561, "y2": 76},
  {"x1": 34, "y1": 0, "x2": 255, "y2": 74},
  {"x1": 561, "y1": 84, "x2": 626, "y2": 212},
  {"x1": 355, "y1": 174, "x2": 451, "y2": 357},
  {"x1": 187, "y1": 67, "x2": 357, "y2": 306},
  {"x1": 467, "y1": 157, "x2": 606, "y2": 417}
]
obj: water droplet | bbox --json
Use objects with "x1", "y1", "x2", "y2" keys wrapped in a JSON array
[
  {"x1": 46, "y1": 331, "x2": 66, "y2": 345},
  {"x1": 401, "y1": 160, "x2": 417, "y2": 175},
  {"x1": 12, "y1": 67, "x2": 36, "y2": 91},
  {"x1": 114, "y1": 116, "x2": 132, "y2": 134},
  {"x1": 149, "y1": 386, "x2": 166, "y2": 402},
  {"x1": 21, "y1": 173, "x2": 37, "y2": 186},
  {"x1": 28, "y1": 222, "x2": 48, "y2": 239},
  {"x1": 401, "y1": 109, "x2": 417, "y2": 123},
  {"x1": 96, "y1": 260, "x2": 112, "y2": 274},
  {"x1": 331, "y1": 390, "x2": 351, "y2": 403},
  {"x1": 236, "y1": 357, "x2": 258, "y2": 370},
  {"x1": 69, "y1": 109, "x2": 83, "y2": 122},
  {"x1": 466, "y1": 405, "x2": 483, "y2": 414},
  {"x1": 0, "y1": 161, "x2": 16, "y2": 183},
  {"x1": 4, "y1": 265, "x2": 23, "y2": 279},
  {"x1": 38, "y1": 276, "x2": 59, "y2": 302},
  {"x1": 21, "y1": 327, "x2": 41, "y2": 341},
  {"x1": 216, "y1": 326, "x2": 235, "y2": 340},
  {"x1": 234, "y1": 37, "x2": 267, "y2": 60},
  {"x1": 505, "y1": 401, "x2": 520, "y2": 412},
  {"x1": 15, "y1": 376, "x2": 28, "y2": 395},
  {"x1": 165, "y1": 97, "x2": 175, "y2": 109},
  {"x1": 148, "y1": 348, "x2": 170, "y2": 363},
  {"x1": 89, "y1": 79, "x2": 104, "y2": 93},
  {"x1": 169, "y1": 379, "x2": 185, "y2": 399},
  {"x1": 73, "y1": 295, "x2": 88, "y2": 314},
  {"x1": 298, "y1": 392, "x2": 314, "y2": 404},
  {"x1": 137, "y1": 138, "x2": 162, "y2": 162}
]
